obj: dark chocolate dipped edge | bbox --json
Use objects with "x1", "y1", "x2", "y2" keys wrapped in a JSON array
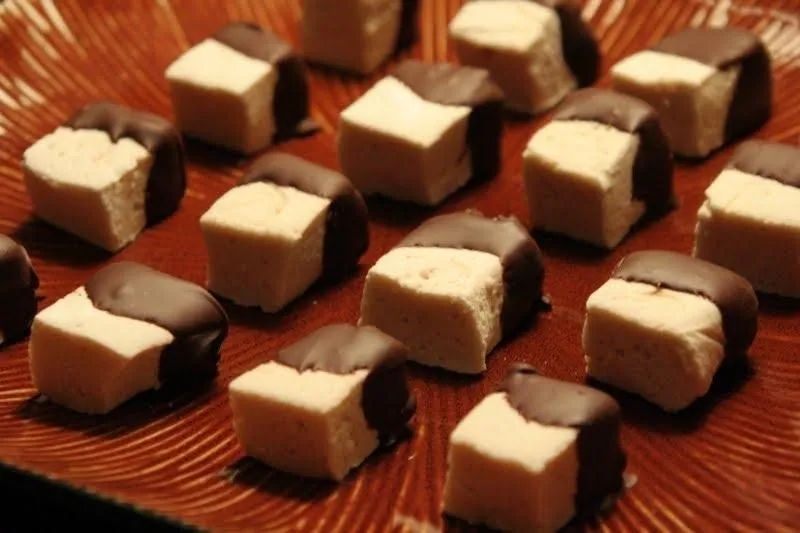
[
  {"x1": 612, "y1": 251, "x2": 758, "y2": 357},
  {"x1": 213, "y1": 22, "x2": 318, "y2": 140},
  {"x1": 391, "y1": 60, "x2": 505, "y2": 180},
  {"x1": 554, "y1": 88, "x2": 675, "y2": 214},
  {"x1": 727, "y1": 139, "x2": 800, "y2": 189},
  {"x1": 277, "y1": 324, "x2": 415, "y2": 445},
  {"x1": 67, "y1": 102, "x2": 186, "y2": 224},
  {"x1": 396, "y1": 0, "x2": 420, "y2": 54},
  {"x1": 651, "y1": 27, "x2": 772, "y2": 143},
  {"x1": 85, "y1": 262, "x2": 228, "y2": 384},
  {"x1": 533, "y1": 0, "x2": 599, "y2": 86},
  {"x1": 396, "y1": 212, "x2": 545, "y2": 336},
  {"x1": 238, "y1": 153, "x2": 369, "y2": 280},
  {"x1": 499, "y1": 364, "x2": 626, "y2": 513},
  {"x1": 0, "y1": 235, "x2": 38, "y2": 345}
]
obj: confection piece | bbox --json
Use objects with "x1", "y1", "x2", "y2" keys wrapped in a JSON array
[
  {"x1": 0, "y1": 235, "x2": 39, "y2": 346},
  {"x1": 29, "y1": 262, "x2": 228, "y2": 414},
  {"x1": 583, "y1": 251, "x2": 758, "y2": 411},
  {"x1": 165, "y1": 22, "x2": 316, "y2": 154},
  {"x1": 360, "y1": 212, "x2": 545, "y2": 374},
  {"x1": 694, "y1": 140, "x2": 800, "y2": 297},
  {"x1": 611, "y1": 27, "x2": 771, "y2": 158},
  {"x1": 229, "y1": 324, "x2": 414, "y2": 480},
  {"x1": 448, "y1": 0, "x2": 598, "y2": 114},
  {"x1": 302, "y1": 0, "x2": 419, "y2": 74},
  {"x1": 523, "y1": 88, "x2": 674, "y2": 248},
  {"x1": 22, "y1": 102, "x2": 186, "y2": 252},
  {"x1": 442, "y1": 364, "x2": 626, "y2": 532},
  {"x1": 338, "y1": 60, "x2": 503, "y2": 206},
  {"x1": 200, "y1": 153, "x2": 368, "y2": 312}
]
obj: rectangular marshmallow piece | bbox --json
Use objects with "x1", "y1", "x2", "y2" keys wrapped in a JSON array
[
  {"x1": 449, "y1": 0, "x2": 575, "y2": 113},
  {"x1": 29, "y1": 288, "x2": 173, "y2": 414},
  {"x1": 339, "y1": 77, "x2": 472, "y2": 206},
  {"x1": 23, "y1": 127, "x2": 153, "y2": 252},
  {"x1": 583, "y1": 279, "x2": 725, "y2": 412},
  {"x1": 443, "y1": 392, "x2": 578, "y2": 532},
  {"x1": 524, "y1": 120, "x2": 644, "y2": 248},
  {"x1": 200, "y1": 181, "x2": 330, "y2": 312},
  {"x1": 229, "y1": 361, "x2": 377, "y2": 480},
  {"x1": 303, "y1": 0, "x2": 402, "y2": 74},
  {"x1": 611, "y1": 50, "x2": 738, "y2": 157},
  {"x1": 359, "y1": 247, "x2": 502, "y2": 374},
  {"x1": 695, "y1": 168, "x2": 800, "y2": 297},
  {"x1": 166, "y1": 39, "x2": 278, "y2": 154}
]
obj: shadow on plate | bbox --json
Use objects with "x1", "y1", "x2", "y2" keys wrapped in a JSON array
[
  {"x1": 183, "y1": 138, "x2": 250, "y2": 172},
  {"x1": 364, "y1": 196, "x2": 433, "y2": 230},
  {"x1": 757, "y1": 293, "x2": 800, "y2": 316},
  {"x1": 533, "y1": 231, "x2": 609, "y2": 265},
  {"x1": 592, "y1": 356, "x2": 753, "y2": 434},
  {"x1": 223, "y1": 456, "x2": 337, "y2": 502},
  {"x1": 15, "y1": 380, "x2": 218, "y2": 438},
  {"x1": 11, "y1": 219, "x2": 111, "y2": 266}
]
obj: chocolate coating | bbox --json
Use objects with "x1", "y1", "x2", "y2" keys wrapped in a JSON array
[
  {"x1": 213, "y1": 22, "x2": 318, "y2": 139},
  {"x1": 238, "y1": 153, "x2": 369, "y2": 280},
  {"x1": 533, "y1": 0, "x2": 599, "y2": 86},
  {"x1": 397, "y1": 212, "x2": 545, "y2": 336},
  {"x1": 277, "y1": 324, "x2": 415, "y2": 445},
  {"x1": 652, "y1": 27, "x2": 772, "y2": 143},
  {"x1": 66, "y1": 102, "x2": 186, "y2": 224},
  {"x1": 555, "y1": 88, "x2": 675, "y2": 214},
  {"x1": 391, "y1": 60, "x2": 504, "y2": 180},
  {"x1": 0, "y1": 235, "x2": 38, "y2": 346},
  {"x1": 396, "y1": 0, "x2": 420, "y2": 53},
  {"x1": 499, "y1": 364, "x2": 626, "y2": 512},
  {"x1": 613, "y1": 251, "x2": 758, "y2": 357},
  {"x1": 85, "y1": 262, "x2": 228, "y2": 384},
  {"x1": 728, "y1": 139, "x2": 800, "y2": 189}
]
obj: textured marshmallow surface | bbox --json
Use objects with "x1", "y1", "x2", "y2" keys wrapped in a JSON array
[
  {"x1": 29, "y1": 288, "x2": 173, "y2": 414},
  {"x1": 200, "y1": 181, "x2": 330, "y2": 312},
  {"x1": 524, "y1": 120, "x2": 644, "y2": 248},
  {"x1": 23, "y1": 127, "x2": 152, "y2": 252},
  {"x1": 611, "y1": 50, "x2": 739, "y2": 157},
  {"x1": 360, "y1": 247, "x2": 503, "y2": 374},
  {"x1": 338, "y1": 77, "x2": 472, "y2": 205},
  {"x1": 448, "y1": 0, "x2": 575, "y2": 113},
  {"x1": 229, "y1": 362, "x2": 377, "y2": 480},
  {"x1": 166, "y1": 39, "x2": 273, "y2": 93},
  {"x1": 443, "y1": 392, "x2": 578, "y2": 532},
  {"x1": 695, "y1": 169, "x2": 800, "y2": 297},
  {"x1": 583, "y1": 279, "x2": 726, "y2": 411}
]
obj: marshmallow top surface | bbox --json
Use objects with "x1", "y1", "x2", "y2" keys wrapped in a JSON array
[
  {"x1": 201, "y1": 181, "x2": 331, "y2": 240},
  {"x1": 341, "y1": 77, "x2": 470, "y2": 147},
  {"x1": 24, "y1": 127, "x2": 150, "y2": 190},
  {"x1": 705, "y1": 169, "x2": 800, "y2": 227},
  {"x1": 449, "y1": 0, "x2": 558, "y2": 53},
  {"x1": 612, "y1": 50, "x2": 717, "y2": 87},
  {"x1": 166, "y1": 39, "x2": 273, "y2": 93}
]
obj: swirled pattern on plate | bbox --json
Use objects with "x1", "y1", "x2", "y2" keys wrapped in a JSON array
[{"x1": 0, "y1": 0, "x2": 799, "y2": 530}]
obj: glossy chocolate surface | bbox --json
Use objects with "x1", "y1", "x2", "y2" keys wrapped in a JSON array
[
  {"x1": 67, "y1": 102, "x2": 186, "y2": 224},
  {"x1": 613, "y1": 251, "x2": 758, "y2": 357},
  {"x1": 238, "y1": 153, "x2": 368, "y2": 280},
  {"x1": 0, "y1": 235, "x2": 38, "y2": 345},
  {"x1": 85, "y1": 262, "x2": 228, "y2": 383},
  {"x1": 278, "y1": 324, "x2": 414, "y2": 444},
  {"x1": 534, "y1": 0, "x2": 600, "y2": 86},
  {"x1": 727, "y1": 139, "x2": 800, "y2": 188}
]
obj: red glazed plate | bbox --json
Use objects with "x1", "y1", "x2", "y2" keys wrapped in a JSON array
[{"x1": 0, "y1": 0, "x2": 798, "y2": 530}]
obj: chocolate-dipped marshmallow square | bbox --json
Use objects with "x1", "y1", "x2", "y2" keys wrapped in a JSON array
[
  {"x1": 302, "y1": 0, "x2": 419, "y2": 74},
  {"x1": 338, "y1": 60, "x2": 503, "y2": 206},
  {"x1": 200, "y1": 153, "x2": 368, "y2": 313},
  {"x1": 583, "y1": 251, "x2": 758, "y2": 412},
  {"x1": 694, "y1": 141, "x2": 800, "y2": 297},
  {"x1": 0, "y1": 236, "x2": 38, "y2": 346},
  {"x1": 611, "y1": 27, "x2": 771, "y2": 158},
  {"x1": 524, "y1": 88, "x2": 674, "y2": 249},
  {"x1": 165, "y1": 22, "x2": 315, "y2": 154},
  {"x1": 29, "y1": 262, "x2": 228, "y2": 414},
  {"x1": 359, "y1": 212, "x2": 545, "y2": 374},
  {"x1": 228, "y1": 324, "x2": 414, "y2": 481},
  {"x1": 442, "y1": 365, "x2": 626, "y2": 532},
  {"x1": 22, "y1": 102, "x2": 186, "y2": 252},
  {"x1": 448, "y1": 0, "x2": 599, "y2": 114}
]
